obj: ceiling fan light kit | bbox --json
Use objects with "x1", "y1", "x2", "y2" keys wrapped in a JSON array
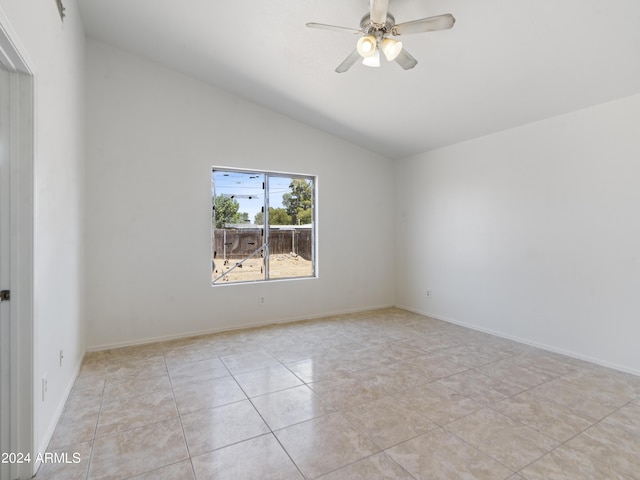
[
  {"x1": 381, "y1": 37, "x2": 403, "y2": 61},
  {"x1": 356, "y1": 35, "x2": 377, "y2": 57},
  {"x1": 362, "y1": 49, "x2": 381, "y2": 67},
  {"x1": 306, "y1": 0, "x2": 455, "y2": 73}
]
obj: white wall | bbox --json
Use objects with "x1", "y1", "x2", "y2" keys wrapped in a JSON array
[
  {"x1": 85, "y1": 39, "x2": 394, "y2": 349},
  {"x1": 0, "y1": 0, "x2": 85, "y2": 459},
  {"x1": 395, "y1": 93, "x2": 640, "y2": 374}
]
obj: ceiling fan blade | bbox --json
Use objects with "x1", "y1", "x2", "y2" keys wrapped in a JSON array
[
  {"x1": 306, "y1": 22, "x2": 363, "y2": 34},
  {"x1": 370, "y1": 0, "x2": 389, "y2": 25},
  {"x1": 394, "y1": 48, "x2": 418, "y2": 70},
  {"x1": 335, "y1": 50, "x2": 361, "y2": 73},
  {"x1": 392, "y1": 14, "x2": 455, "y2": 36}
]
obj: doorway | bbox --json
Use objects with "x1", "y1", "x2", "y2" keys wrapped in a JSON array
[{"x1": 0, "y1": 10, "x2": 35, "y2": 480}]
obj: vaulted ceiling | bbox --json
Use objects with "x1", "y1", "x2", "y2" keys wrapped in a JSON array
[{"x1": 78, "y1": 0, "x2": 640, "y2": 159}]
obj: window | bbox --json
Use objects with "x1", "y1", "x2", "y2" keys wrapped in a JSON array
[{"x1": 211, "y1": 168, "x2": 316, "y2": 284}]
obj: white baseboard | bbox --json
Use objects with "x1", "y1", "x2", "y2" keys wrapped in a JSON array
[
  {"x1": 395, "y1": 304, "x2": 640, "y2": 377},
  {"x1": 34, "y1": 353, "x2": 85, "y2": 474},
  {"x1": 86, "y1": 304, "x2": 395, "y2": 352}
]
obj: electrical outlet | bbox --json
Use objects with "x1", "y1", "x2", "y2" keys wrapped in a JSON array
[
  {"x1": 42, "y1": 374, "x2": 48, "y2": 402},
  {"x1": 426, "y1": 289, "x2": 431, "y2": 298},
  {"x1": 59, "y1": 349, "x2": 64, "y2": 367},
  {"x1": 259, "y1": 296, "x2": 265, "y2": 305}
]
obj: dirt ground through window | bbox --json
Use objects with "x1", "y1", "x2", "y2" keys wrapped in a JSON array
[{"x1": 212, "y1": 253, "x2": 312, "y2": 283}]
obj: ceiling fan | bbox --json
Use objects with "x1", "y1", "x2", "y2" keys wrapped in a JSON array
[{"x1": 307, "y1": 0, "x2": 455, "y2": 73}]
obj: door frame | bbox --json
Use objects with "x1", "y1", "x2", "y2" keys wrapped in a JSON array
[{"x1": 0, "y1": 7, "x2": 36, "y2": 480}]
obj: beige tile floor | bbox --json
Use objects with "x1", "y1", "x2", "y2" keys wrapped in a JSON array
[{"x1": 36, "y1": 308, "x2": 640, "y2": 479}]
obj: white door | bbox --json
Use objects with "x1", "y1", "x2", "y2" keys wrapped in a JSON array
[
  {"x1": 0, "y1": 65, "x2": 13, "y2": 480},
  {"x1": 0, "y1": 12, "x2": 35, "y2": 478}
]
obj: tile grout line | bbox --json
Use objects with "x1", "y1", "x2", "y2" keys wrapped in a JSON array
[
  {"x1": 84, "y1": 368, "x2": 108, "y2": 480},
  {"x1": 234, "y1": 352, "x2": 326, "y2": 480},
  {"x1": 163, "y1": 351, "x2": 198, "y2": 480},
  {"x1": 79, "y1": 364, "x2": 108, "y2": 480}
]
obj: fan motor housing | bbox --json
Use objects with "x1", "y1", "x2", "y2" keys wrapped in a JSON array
[{"x1": 360, "y1": 13, "x2": 395, "y2": 34}]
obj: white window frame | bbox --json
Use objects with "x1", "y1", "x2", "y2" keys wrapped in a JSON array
[{"x1": 211, "y1": 167, "x2": 317, "y2": 285}]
